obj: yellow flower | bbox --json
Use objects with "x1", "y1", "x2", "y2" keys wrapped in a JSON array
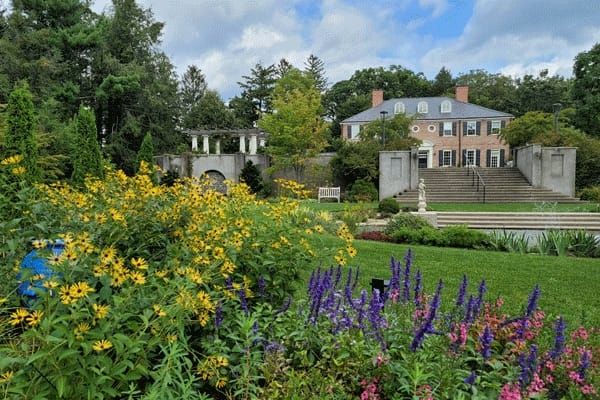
[
  {"x1": 74, "y1": 322, "x2": 91, "y2": 339},
  {"x1": 131, "y1": 257, "x2": 148, "y2": 270},
  {"x1": 215, "y1": 378, "x2": 227, "y2": 388},
  {"x1": 197, "y1": 312, "x2": 210, "y2": 327},
  {"x1": 166, "y1": 334, "x2": 178, "y2": 343},
  {"x1": 42, "y1": 280, "x2": 59, "y2": 289},
  {"x1": 153, "y1": 304, "x2": 167, "y2": 317},
  {"x1": 9, "y1": 308, "x2": 29, "y2": 326},
  {"x1": 0, "y1": 154, "x2": 23, "y2": 165},
  {"x1": 92, "y1": 339, "x2": 113, "y2": 352},
  {"x1": 93, "y1": 304, "x2": 110, "y2": 320},
  {"x1": 31, "y1": 239, "x2": 46, "y2": 249},
  {"x1": 347, "y1": 246, "x2": 357, "y2": 257},
  {"x1": 0, "y1": 297, "x2": 8, "y2": 305},
  {"x1": 214, "y1": 355, "x2": 229, "y2": 367},
  {"x1": 25, "y1": 310, "x2": 44, "y2": 326},
  {"x1": 100, "y1": 247, "x2": 117, "y2": 264},
  {"x1": 11, "y1": 166, "x2": 26, "y2": 175},
  {"x1": 314, "y1": 225, "x2": 324, "y2": 233},
  {"x1": 0, "y1": 370, "x2": 15, "y2": 384},
  {"x1": 129, "y1": 271, "x2": 146, "y2": 285},
  {"x1": 72, "y1": 282, "x2": 94, "y2": 298}
]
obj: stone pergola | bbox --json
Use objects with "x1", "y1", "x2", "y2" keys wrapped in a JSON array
[{"x1": 186, "y1": 128, "x2": 267, "y2": 155}]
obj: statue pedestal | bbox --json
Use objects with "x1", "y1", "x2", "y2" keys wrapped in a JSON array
[{"x1": 412, "y1": 211, "x2": 438, "y2": 228}]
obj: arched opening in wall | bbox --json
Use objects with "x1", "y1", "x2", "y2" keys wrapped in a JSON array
[{"x1": 202, "y1": 170, "x2": 227, "y2": 193}]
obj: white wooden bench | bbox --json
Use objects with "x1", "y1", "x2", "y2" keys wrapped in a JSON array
[{"x1": 318, "y1": 187, "x2": 340, "y2": 203}]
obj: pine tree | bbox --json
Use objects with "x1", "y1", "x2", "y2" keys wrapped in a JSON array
[
  {"x1": 5, "y1": 83, "x2": 40, "y2": 181},
  {"x1": 304, "y1": 54, "x2": 328, "y2": 92},
  {"x1": 276, "y1": 58, "x2": 294, "y2": 79},
  {"x1": 239, "y1": 160, "x2": 263, "y2": 194},
  {"x1": 136, "y1": 131, "x2": 155, "y2": 172},
  {"x1": 71, "y1": 105, "x2": 103, "y2": 184},
  {"x1": 180, "y1": 65, "x2": 207, "y2": 114},
  {"x1": 432, "y1": 67, "x2": 454, "y2": 96},
  {"x1": 238, "y1": 63, "x2": 277, "y2": 120}
]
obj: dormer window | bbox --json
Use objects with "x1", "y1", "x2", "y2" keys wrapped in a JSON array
[
  {"x1": 441, "y1": 100, "x2": 451, "y2": 113},
  {"x1": 394, "y1": 102, "x2": 405, "y2": 114},
  {"x1": 417, "y1": 101, "x2": 428, "y2": 114}
]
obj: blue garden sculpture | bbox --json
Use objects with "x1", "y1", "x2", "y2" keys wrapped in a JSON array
[{"x1": 17, "y1": 240, "x2": 64, "y2": 303}]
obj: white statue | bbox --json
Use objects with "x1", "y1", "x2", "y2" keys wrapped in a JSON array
[{"x1": 418, "y1": 178, "x2": 427, "y2": 213}]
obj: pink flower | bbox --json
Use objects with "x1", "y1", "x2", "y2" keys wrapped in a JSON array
[
  {"x1": 581, "y1": 384, "x2": 596, "y2": 395},
  {"x1": 499, "y1": 383, "x2": 522, "y2": 400},
  {"x1": 568, "y1": 371, "x2": 583, "y2": 385},
  {"x1": 527, "y1": 373, "x2": 545, "y2": 395}
]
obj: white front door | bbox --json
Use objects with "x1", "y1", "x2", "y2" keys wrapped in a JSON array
[
  {"x1": 465, "y1": 149, "x2": 476, "y2": 166},
  {"x1": 490, "y1": 150, "x2": 500, "y2": 168}
]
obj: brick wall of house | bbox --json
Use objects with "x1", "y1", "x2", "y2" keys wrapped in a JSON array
[{"x1": 410, "y1": 118, "x2": 511, "y2": 167}]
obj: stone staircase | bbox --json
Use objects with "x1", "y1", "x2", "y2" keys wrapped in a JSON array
[
  {"x1": 394, "y1": 167, "x2": 581, "y2": 203},
  {"x1": 436, "y1": 212, "x2": 600, "y2": 231}
]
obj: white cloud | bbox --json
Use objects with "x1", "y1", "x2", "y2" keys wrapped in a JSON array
[
  {"x1": 419, "y1": 0, "x2": 448, "y2": 18},
  {"x1": 420, "y1": 0, "x2": 600, "y2": 78}
]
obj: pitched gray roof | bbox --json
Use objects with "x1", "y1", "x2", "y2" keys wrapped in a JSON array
[{"x1": 342, "y1": 97, "x2": 513, "y2": 123}]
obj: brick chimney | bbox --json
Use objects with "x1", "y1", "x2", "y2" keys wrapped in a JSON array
[
  {"x1": 372, "y1": 89, "x2": 384, "y2": 107},
  {"x1": 455, "y1": 85, "x2": 469, "y2": 103}
]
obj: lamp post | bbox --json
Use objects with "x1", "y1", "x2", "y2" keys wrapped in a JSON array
[
  {"x1": 380, "y1": 110, "x2": 388, "y2": 147},
  {"x1": 553, "y1": 103, "x2": 562, "y2": 135}
]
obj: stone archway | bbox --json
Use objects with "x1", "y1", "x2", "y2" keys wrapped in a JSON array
[{"x1": 203, "y1": 170, "x2": 227, "y2": 193}]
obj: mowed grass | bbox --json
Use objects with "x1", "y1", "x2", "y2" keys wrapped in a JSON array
[
  {"x1": 302, "y1": 235, "x2": 600, "y2": 327},
  {"x1": 303, "y1": 200, "x2": 600, "y2": 213}
]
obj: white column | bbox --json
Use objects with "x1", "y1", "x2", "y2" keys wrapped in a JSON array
[
  {"x1": 202, "y1": 135, "x2": 209, "y2": 154},
  {"x1": 249, "y1": 134, "x2": 257, "y2": 155},
  {"x1": 259, "y1": 138, "x2": 266, "y2": 147},
  {"x1": 191, "y1": 135, "x2": 198, "y2": 151},
  {"x1": 239, "y1": 135, "x2": 246, "y2": 153},
  {"x1": 215, "y1": 139, "x2": 221, "y2": 155}
]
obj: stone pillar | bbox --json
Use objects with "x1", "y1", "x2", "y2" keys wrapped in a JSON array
[
  {"x1": 249, "y1": 134, "x2": 258, "y2": 155},
  {"x1": 191, "y1": 135, "x2": 198, "y2": 151},
  {"x1": 259, "y1": 137, "x2": 266, "y2": 147},
  {"x1": 215, "y1": 139, "x2": 221, "y2": 155},
  {"x1": 202, "y1": 135, "x2": 210, "y2": 154},
  {"x1": 239, "y1": 135, "x2": 246, "y2": 153}
]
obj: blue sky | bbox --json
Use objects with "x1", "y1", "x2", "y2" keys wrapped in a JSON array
[{"x1": 88, "y1": 0, "x2": 600, "y2": 100}]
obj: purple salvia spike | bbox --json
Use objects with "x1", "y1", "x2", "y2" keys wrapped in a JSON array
[
  {"x1": 550, "y1": 316, "x2": 566, "y2": 359},
  {"x1": 352, "y1": 267, "x2": 360, "y2": 291},
  {"x1": 579, "y1": 350, "x2": 591, "y2": 380},
  {"x1": 402, "y1": 258, "x2": 411, "y2": 302},
  {"x1": 333, "y1": 265, "x2": 342, "y2": 289},
  {"x1": 414, "y1": 269, "x2": 422, "y2": 306},
  {"x1": 456, "y1": 275, "x2": 468, "y2": 307},
  {"x1": 525, "y1": 284, "x2": 540, "y2": 318},
  {"x1": 479, "y1": 325, "x2": 494, "y2": 360}
]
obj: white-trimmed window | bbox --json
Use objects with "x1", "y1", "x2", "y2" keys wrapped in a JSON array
[
  {"x1": 466, "y1": 149, "x2": 476, "y2": 166},
  {"x1": 428, "y1": 124, "x2": 436, "y2": 133},
  {"x1": 349, "y1": 124, "x2": 361, "y2": 140},
  {"x1": 491, "y1": 120, "x2": 501, "y2": 134},
  {"x1": 411, "y1": 125, "x2": 420, "y2": 133},
  {"x1": 466, "y1": 121, "x2": 477, "y2": 136},
  {"x1": 417, "y1": 101, "x2": 428, "y2": 114},
  {"x1": 443, "y1": 121, "x2": 453, "y2": 136},
  {"x1": 441, "y1": 100, "x2": 451, "y2": 113},
  {"x1": 394, "y1": 102, "x2": 405, "y2": 114},
  {"x1": 442, "y1": 150, "x2": 452, "y2": 166}
]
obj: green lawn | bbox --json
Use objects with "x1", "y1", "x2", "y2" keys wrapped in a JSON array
[
  {"x1": 302, "y1": 200, "x2": 600, "y2": 213},
  {"x1": 304, "y1": 235, "x2": 600, "y2": 327}
]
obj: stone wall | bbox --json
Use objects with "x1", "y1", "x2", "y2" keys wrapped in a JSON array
[
  {"x1": 516, "y1": 145, "x2": 576, "y2": 197},
  {"x1": 378, "y1": 148, "x2": 419, "y2": 200}
]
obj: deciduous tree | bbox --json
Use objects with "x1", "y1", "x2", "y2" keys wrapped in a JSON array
[{"x1": 572, "y1": 42, "x2": 600, "y2": 136}]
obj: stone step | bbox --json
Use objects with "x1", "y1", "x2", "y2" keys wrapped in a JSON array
[{"x1": 435, "y1": 212, "x2": 600, "y2": 230}]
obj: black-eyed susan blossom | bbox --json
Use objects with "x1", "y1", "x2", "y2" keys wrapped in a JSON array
[
  {"x1": 92, "y1": 304, "x2": 110, "y2": 320},
  {"x1": 9, "y1": 308, "x2": 29, "y2": 326},
  {"x1": 92, "y1": 339, "x2": 113, "y2": 352},
  {"x1": 0, "y1": 370, "x2": 15, "y2": 384},
  {"x1": 25, "y1": 310, "x2": 44, "y2": 326}
]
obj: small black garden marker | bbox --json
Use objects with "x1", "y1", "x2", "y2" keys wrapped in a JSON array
[{"x1": 371, "y1": 278, "x2": 389, "y2": 301}]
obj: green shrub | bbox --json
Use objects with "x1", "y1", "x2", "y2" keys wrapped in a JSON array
[
  {"x1": 159, "y1": 169, "x2": 179, "y2": 186},
  {"x1": 239, "y1": 160, "x2": 264, "y2": 194},
  {"x1": 348, "y1": 178, "x2": 378, "y2": 202},
  {"x1": 378, "y1": 198, "x2": 400, "y2": 214},
  {"x1": 441, "y1": 225, "x2": 490, "y2": 249},
  {"x1": 384, "y1": 213, "x2": 431, "y2": 235},
  {"x1": 579, "y1": 186, "x2": 600, "y2": 202}
]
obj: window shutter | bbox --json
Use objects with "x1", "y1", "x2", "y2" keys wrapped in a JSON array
[
  {"x1": 438, "y1": 151, "x2": 443, "y2": 167},
  {"x1": 451, "y1": 150, "x2": 456, "y2": 166},
  {"x1": 439, "y1": 122, "x2": 443, "y2": 136},
  {"x1": 476, "y1": 121, "x2": 481, "y2": 135},
  {"x1": 487, "y1": 121, "x2": 492, "y2": 135},
  {"x1": 486, "y1": 150, "x2": 491, "y2": 167},
  {"x1": 500, "y1": 149, "x2": 505, "y2": 167},
  {"x1": 346, "y1": 125, "x2": 351, "y2": 139},
  {"x1": 452, "y1": 122, "x2": 457, "y2": 136},
  {"x1": 501, "y1": 120, "x2": 506, "y2": 129},
  {"x1": 462, "y1": 150, "x2": 467, "y2": 166},
  {"x1": 462, "y1": 122, "x2": 467, "y2": 136},
  {"x1": 476, "y1": 149, "x2": 481, "y2": 166}
]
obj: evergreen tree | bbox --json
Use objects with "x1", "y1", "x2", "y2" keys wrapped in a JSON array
[
  {"x1": 136, "y1": 131, "x2": 155, "y2": 172},
  {"x1": 239, "y1": 160, "x2": 263, "y2": 194},
  {"x1": 237, "y1": 62, "x2": 277, "y2": 122},
  {"x1": 180, "y1": 65, "x2": 207, "y2": 114},
  {"x1": 229, "y1": 93, "x2": 256, "y2": 128},
  {"x1": 304, "y1": 54, "x2": 328, "y2": 92},
  {"x1": 276, "y1": 58, "x2": 294, "y2": 79},
  {"x1": 185, "y1": 90, "x2": 234, "y2": 129},
  {"x1": 71, "y1": 105, "x2": 103, "y2": 184},
  {"x1": 432, "y1": 67, "x2": 454, "y2": 96},
  {"x1": 5, "y1": 83, "x2": 40, "y2": 181},
  {"x1": 572, "y1": 43, "x2": 600, "y2": 136}
]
